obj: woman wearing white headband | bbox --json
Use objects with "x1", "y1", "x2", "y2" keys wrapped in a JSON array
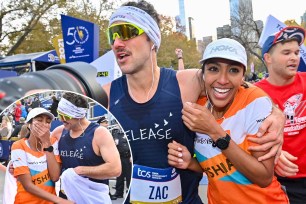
[
  {"x1": 10, "y1": 107, "x2": 74, "y2": 204},
  {"x1": 51, "y1": 92, "x2": 121, "y2": 204},
  {"x1": 168, "y1": 38, "x2": 289, "y2": 203}
]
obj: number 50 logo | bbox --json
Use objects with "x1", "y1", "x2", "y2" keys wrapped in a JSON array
[{"x1": 65, "y1": 26, "x2": 89, "y2": 45}]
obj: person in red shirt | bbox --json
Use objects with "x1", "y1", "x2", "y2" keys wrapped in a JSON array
[
  {"x1": 256, "y1": 26, "x2": 306, "y2": 204},
  {"x1": 14, "y1": 101, "x2": 22, "y2": 126}
]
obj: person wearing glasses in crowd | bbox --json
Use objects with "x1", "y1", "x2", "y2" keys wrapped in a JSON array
[
  {"x1": 10, "y1": 107, "x2": 74, "y2": 204},
  {"x1": 50, "y1": 92, "x2": 121, "y2": 203},
  {"x1": 168, "y1": 38, "x2": 289, "y2": 203},
  {"x1": 256, "y1": 26, "x2": 306, "y2": 204},
  {"x1": 102, "y1": 1, "x2": 285, "y2": 203}
]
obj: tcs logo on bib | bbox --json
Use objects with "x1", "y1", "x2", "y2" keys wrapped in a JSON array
[{"x1": 138, "y1": 168, "x2": 151, "y2": 178}]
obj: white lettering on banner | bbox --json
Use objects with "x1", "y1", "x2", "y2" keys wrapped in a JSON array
[{"x1": 58, "y1": 39, "x2": 65, "y2": 60}]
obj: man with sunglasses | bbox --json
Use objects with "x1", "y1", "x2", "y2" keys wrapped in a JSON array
[
  {"x1": 102, "y1": 1, "x2": 285, "y2": 203},
  {"x1": 51, "y1": 92, "x2": 121, "y2": 203}
]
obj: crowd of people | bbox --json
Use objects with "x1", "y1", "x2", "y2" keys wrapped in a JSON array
[
  {"x1": 0, "y1": 94, "x2": 60, "y2": 141},
  {"x1": 1, "y1": 92, "x2": 124, "y2": 204},
  {"x1": 1, "y1": 0, "x2": 305, "y2": 203},
  {"x1": 102, "y1": 1, "x2": 298, "y2": 204}
]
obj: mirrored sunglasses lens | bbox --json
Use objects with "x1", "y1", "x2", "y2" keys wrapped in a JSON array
[
  {"x1": 58, "y1": 113, "x2": 66, "y2": 121},
  {"x1": 109, "y1": 24, "x2": 140, "y2": 44},
  {"x1": 57, "y1": 111, "x2": 71, "y2": 121}
]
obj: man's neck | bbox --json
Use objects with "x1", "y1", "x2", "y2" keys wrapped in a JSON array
[
  {"x1": 70, "y1": 119, "x2": 90, "y2": 138},
  {"x1": 267, "y1": 75, "x2": 295, "y2": 86},
  {"x1": 126, "y1": 67, "x2": 160, "y2": 103}
]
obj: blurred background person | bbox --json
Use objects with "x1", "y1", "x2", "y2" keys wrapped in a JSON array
[
  {"x1": 0, "y1": 115, "x2": 13, "y2": 139},
  {"x1": 175, "y1": 48, "x2": 184, "y2": 70},
  {"x1": 31, "y1": 96, "x2": 41, "y2": 109},
  {"x1": 49, "y1": 95, "x2": 59, "y2": 117},
  {"x1": 110, "y1": 128, "x2": 132, "y2": 200},
  {"x1": 10, "y1": 117, "x2": 26, "y2": 138},
  {"x1": 13, "y1": 101, "x2": 22, "y2": 126},
  {"x1": 97, "y1": 115, "x2": 109, "y2": 128},
  {"x1": 18, "y1": 122, "x2": 30, "y2": 139}
]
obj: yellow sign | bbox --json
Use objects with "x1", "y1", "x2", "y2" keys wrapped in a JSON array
[
  {"x1": 97, "y1": 71, "x2": 109, "y2": 77},
  {"x1": 52, "y1": 34, "x2": 66, "y2": 64}
]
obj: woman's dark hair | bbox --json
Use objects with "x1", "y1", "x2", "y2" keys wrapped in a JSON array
[
  {"x1": 122, "y1": 0, "x2": 160, "y2": 27},
  {"x1": 62, "y1": 92, "x2": 88, "y2": 108},
  {"x1": 25, "y1": 126, "x2": 31, "y2": 139}
]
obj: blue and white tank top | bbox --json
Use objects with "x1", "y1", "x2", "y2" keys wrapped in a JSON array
[
  {"x1": 110, "y1": 68, "x2": 203, "y2": 203},
  {"x1": 59, "y1": 122, "x2": 108, "y2": 184}
]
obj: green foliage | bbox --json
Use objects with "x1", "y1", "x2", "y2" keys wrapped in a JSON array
[
  {"x1": 0, "y1": 0, "x2": 67, "y2": 55},
  {"x1": 157, "y1": 15, "x2": 201, "y2": 69},
  {"x1": 1, "y1": 0, "x2": 201, "y2": 68},
  {"x1": 0, "y1": 0, "x2": 118, "y2": 55},
  {"x1": 15, "y1": 22, "x2": 54, "y2": 54}
]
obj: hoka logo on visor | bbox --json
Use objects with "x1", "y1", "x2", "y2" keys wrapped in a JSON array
[{"x1": 210, "y1": 45, "x2": 238, "y2": 54}]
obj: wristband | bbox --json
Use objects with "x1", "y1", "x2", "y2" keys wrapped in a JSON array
[{"x1": 178, "y1": 57, "x2": 183, "y2": 60}]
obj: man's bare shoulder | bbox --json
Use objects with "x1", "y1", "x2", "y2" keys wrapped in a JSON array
[
  {"x1": 177, "y1": 68, "x2": 199, "y2": 74},
  {"x1": 93, "y1": 126, "x2": 114, "y2": 145},
  {"x1": 51, "y1": 125, "x2": 65, "y2": 140},
  {"x1": 176, "y1": 69, "x2": 201, "y2": 85},
  {"x1": 176, "y1": 68, "x2": 203, "y2": 103}
]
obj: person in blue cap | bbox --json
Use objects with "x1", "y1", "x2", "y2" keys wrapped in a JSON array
[{"x1": 256, "y1": 26, "x2": 306, "y2": 204}]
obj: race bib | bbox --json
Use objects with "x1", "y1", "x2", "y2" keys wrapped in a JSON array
[{"x1": 130, "y1": 164, "x2": 182, "y2": 204}]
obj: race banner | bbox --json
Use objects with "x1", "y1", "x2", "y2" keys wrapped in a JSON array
[
  {"x1": 52, "y1": 34, "x2": 66, "y2": 64},
  {"x1": 61, "y1": 15, "x2": 99, "y2": 63},
  {"x1": 259, "y1": 15, "x2": 306, "y2": 72}
]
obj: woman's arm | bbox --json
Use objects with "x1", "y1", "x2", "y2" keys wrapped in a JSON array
[
  {"x1": 218, "y1": 130, "x2": 274, "y2": 187},
  {"x1": 182, "y1": 102, "x2": 275, "y2": 187}
]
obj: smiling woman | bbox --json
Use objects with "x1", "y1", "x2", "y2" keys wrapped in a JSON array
[{"x1": 168, "y1": 38, "x2": 289, "y2": 204}]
